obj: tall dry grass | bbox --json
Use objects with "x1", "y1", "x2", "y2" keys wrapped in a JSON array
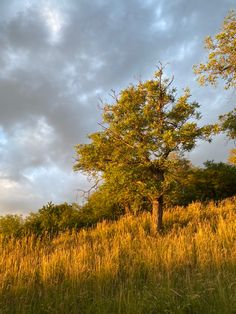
[{"x1": 0, "y1": 198, "x2": 236, "y2": 313}]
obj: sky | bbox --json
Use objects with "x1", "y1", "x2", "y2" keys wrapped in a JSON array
[{"x1": 0, "y1": 0, "x2": 235, "y2": 215}]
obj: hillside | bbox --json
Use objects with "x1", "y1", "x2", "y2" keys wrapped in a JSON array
[{"x1": 0, "y1": 198, "x2": 236, "y2": 313}]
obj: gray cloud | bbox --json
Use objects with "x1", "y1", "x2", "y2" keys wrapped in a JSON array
[{"x1": 0, "y1": 0, "x2": 235, "y2": 214}]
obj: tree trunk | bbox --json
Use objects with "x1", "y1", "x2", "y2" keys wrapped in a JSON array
[
  {"x1": 157, "y1": 195, "x2": 164, "y2": 232},
  {"x1": 152, "y1": 195, "x2": 164, "y2": 233},
  {"x1": 124, "y1": 204, "x2": 130, "y2": 215},
  {"x1": 151, "y1": 199, "x2": 158, "y2": 234}
]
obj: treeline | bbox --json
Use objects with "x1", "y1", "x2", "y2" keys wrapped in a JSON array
[{"x1": 1, "y1": 160, "x2": 236, "y2": 238}]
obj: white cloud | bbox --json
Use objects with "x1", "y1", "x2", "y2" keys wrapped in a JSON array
[{"x1": 41, "y1": 5, "x2": 65, "y2": 43}]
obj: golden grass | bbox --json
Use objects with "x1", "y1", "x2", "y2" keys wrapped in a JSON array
[{"x1": 0, "y1": 198, "x2": 236, "y2": 313}]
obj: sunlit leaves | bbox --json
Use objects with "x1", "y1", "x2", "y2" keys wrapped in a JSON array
[
  {"x1": 228, "y1": 148, "x2": 236, "y2": 165},
  {"x1": 194, "y1": 10, "x2": 236, "y2": 89},
  {"x1": 74, "y1": 67, "x2": 215, "y2": 213},
  {"x1": 219, "y1": 108, "x2": 236, "y2": 140}
]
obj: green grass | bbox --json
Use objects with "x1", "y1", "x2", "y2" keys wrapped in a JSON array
[{"x1": 0, "y1": 198, "x2": 236, "y2": 313}]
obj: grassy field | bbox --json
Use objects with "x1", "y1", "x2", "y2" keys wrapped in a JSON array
[{"x1": 0, "y1": 198, "x2": 236, "y2": 314}]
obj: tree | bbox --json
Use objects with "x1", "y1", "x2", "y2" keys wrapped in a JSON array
[
  {"x1": 74, "y1": 66, "x2": 214, "y2": 232},
  {"x1": 0, "y1": 214, "x2": 23, "y2": 238},
  {"x1": 24, "y1": 202, "x2": 82, "y2": 236},
  {"x1": 82, "y1": 184, "x2": 123, "y2": 221},
  {"x1": 194, "y1": 10, "x2": 236, "y2": 157},
  {"x1": 166, "y1": 160, "x2": 236, "y2": 205},
  {"x1": 194, "y1": 10, "x2": 236, "y2": 89},
  {"x1": 201, "y1": 161, "x2": 236, "y2": 200},
  {"x1": 228, "y1": 148, "x2": 236, "y2": 165},
  {"x1": 219, "y1": 108, "x2": 236, "y2": 140}
]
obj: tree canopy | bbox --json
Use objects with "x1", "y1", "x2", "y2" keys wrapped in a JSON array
[
  {"x1": 194, "y1": 10, "x2": 236, "y2": 89},
  {"x1": 194, "y1": 10, "x2": 236, "y2": 152},
  {"x1": 219, "y1": 108, "x2": 236, "y2": 140},
  {"x1": 74, "y1": 66, "x2": 214, "y2": 232},
  {"x1": 168, "y1": 161, "x2": 236, "y2": 205}
]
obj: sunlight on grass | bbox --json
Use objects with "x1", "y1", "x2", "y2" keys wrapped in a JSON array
[{"x1": 0, "y1": 198, "x2": 236, "y2": 313}]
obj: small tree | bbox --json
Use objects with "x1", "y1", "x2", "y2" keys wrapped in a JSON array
[
  {"x1": 0, "y1": 214, "x2": 23, "y2": 238},
  {"x1": 74, "y1": 66, "x2": 214, "y2": 232},
  {"x1": 194, "y1": 10, "x2": 236, "y2": 89},
  {"x1": 24, "y1": 202, "x2": 82, "y2": 235}
]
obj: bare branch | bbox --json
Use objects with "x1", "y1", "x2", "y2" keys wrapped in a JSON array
[
  {"x1": 97, "y1": 122, "x2": 137, "y2": 150},
  {"x1": 165, "y1": 75, "x2": 174, "y2": 91},
  {"x1": 97, "y1": 96, "x2": 105, "y2": 111},
  {"x1": 75, "y1": 177, "x2": 102, "y2": 200},
  {"x1": 109, "y1": 89, "x2": 119, "y2": 102}
]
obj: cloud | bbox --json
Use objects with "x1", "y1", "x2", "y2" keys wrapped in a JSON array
[{"x1": 0, "y1": 0, "x2": 235, "y2": 214}]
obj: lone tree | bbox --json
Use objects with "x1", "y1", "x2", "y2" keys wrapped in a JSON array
[{"x1": 74, "y1": 66, "x2": 214, "y2": 232}]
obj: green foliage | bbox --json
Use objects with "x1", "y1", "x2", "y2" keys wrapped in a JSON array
[
  {"x1": 83, "y1": 186, "x2": 123, "y2": 220},
  {"x1": 24, "y1": 202, "x2": 83, "y2": 235},
  {"x1": 228, "y1": 148, "x2": 236, "y2": 165},
  {"x1": 74, "y1": 67, "x2": 215, "y2": 230},
  {"x1": 199, "y1": 161, "x2": 236, "y2": 200},
  {"x1": 0, "y1": 214, "x2": 24, "y2": 238},
  {"x1": 194, "y1": 10, "x2": 236, "y2": 157},
  {"x1": 168, "y1": 161, "x2": 236, "y2": 205},
  {"x1": 0, "y1": 203, "x2": 88, "y2": 238},
  {"x1": 1, "y1": 159, "x2": 236, "y2": 238},
  {"x1": 194, "y1": 10, "x2": 236, "y2": 89},
  {"x1": 84, "y1": 182, "x2": 150, "y2": 220},
  {"x1": 219, "y1": 108, "x2": 236, "y2": 140}
]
